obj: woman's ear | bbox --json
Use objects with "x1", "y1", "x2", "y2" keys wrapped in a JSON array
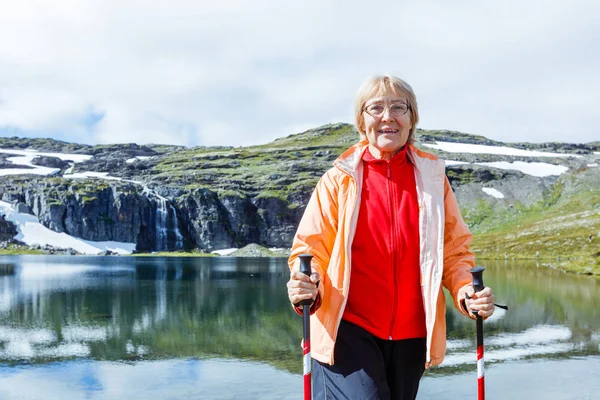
[{"x1": 358, "y1": 118, "x2": 365, "y2": 134}]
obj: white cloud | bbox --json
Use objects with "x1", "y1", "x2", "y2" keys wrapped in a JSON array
[{"x1": 0, "y1": 0, "x2": 599, "y2": 146}]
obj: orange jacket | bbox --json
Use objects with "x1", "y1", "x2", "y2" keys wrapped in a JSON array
[{"x1": 289, "y1": 141, "x2": 475, "y2": 367}]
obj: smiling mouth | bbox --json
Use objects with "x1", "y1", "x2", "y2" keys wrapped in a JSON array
[{"x1": 378, "y1": 129, "x2": 398, "y2": 133}]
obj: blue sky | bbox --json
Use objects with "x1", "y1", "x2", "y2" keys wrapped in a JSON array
[{"x1": 0, "y1": 1, "x2": 598, "y2": 147}]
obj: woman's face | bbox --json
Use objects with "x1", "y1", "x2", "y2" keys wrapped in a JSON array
[{"x1": 362, "y1": 95, "x2": 412, "y2": 155}]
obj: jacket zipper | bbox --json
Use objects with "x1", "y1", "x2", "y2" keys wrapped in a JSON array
[
  {"x1": 388, "y1": 162, "x2": 398, "y2": 340},
  {"x1": 332, "y1": 173, "x2": 361, "y2": 364}
]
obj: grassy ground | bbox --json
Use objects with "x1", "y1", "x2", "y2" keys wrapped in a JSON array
[
  {"x1": 469, "y1": 182, "x2": 600, "y2": 276},
  {"x1": 0, "y1": 245, "x2": 45, "y2": 255}
]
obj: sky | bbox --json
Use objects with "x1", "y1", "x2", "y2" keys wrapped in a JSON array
[{"x1": 0, "y1": 0, "x2": 598, "y2": 148}]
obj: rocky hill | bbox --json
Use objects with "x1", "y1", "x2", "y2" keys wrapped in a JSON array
[{"x1": 0, "y1": 125, "x2": 598, "y2": 274}]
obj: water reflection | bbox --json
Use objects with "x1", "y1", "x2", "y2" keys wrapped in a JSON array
[
  {"x1": 0, "y1": 256, "x2": 597, "y2": 374},
  {"x1": 0, "y1": 256, "x2": 295, "y2": 367}
]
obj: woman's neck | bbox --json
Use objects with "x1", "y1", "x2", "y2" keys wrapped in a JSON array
[{"x1": 368, "y1": 144, "x2": 404, "y2": 161}]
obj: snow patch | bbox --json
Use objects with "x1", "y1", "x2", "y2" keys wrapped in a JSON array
[
  {"x1": 0, "y1": 201, "x2": 136, "y2": 254},
  {"x1": 0, "y1": 166, "x2": 60, "y2": 177},
  {"x1": 476, "y1": 161, "x2": 568, "y2": 177},
  {"x1": 445, "y1": 160, "x2": 469, "y2": 166},
  {"x1": 269, "y1": 247, "x2": 289, "y2": 253},
  {"x1": 422, "y1": 142, "x2": 581, "y2": 158},
  {"x1": 63, "y1": 171, "x2": 122, "y2": 181},
  {"x1": 482, "y1": 187, "x2": 505, "y2": 199},
  {"x1": 125, "y1": 156, "x2": 151, "y2": 164},
  {"x1": 0, "y1": 148, "x2": 92, "y2": 177},
  {"x1": 212, "y1": 248, "x2": 238, "y2": 256},
  {"x1": 0, "y1": 148, "x2": 139, "y2": 182},
  {"x1": 588, "y1": 163, "x2": 598, "y2": 167},
  {"x1": 63, "y1": 171, "x2": 142, "y2": 185},
  {"x1": 0, "y1": 148, "x2": 93, "y2": 163}
]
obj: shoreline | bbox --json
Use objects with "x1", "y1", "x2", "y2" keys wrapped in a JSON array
[{"x1": 1, "y1": 248, "x2": 598, "y2": 277}]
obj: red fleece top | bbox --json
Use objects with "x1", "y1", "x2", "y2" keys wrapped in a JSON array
[{"x1": 343, "y1": 146, "x2": 427, "y2": 340}]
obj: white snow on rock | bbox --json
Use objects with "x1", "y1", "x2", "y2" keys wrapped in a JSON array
[
  {"x1": 445, "y1": 160, "x2": 469, "y2": 166},
  {"x1": 63, "y1": 171, "x2": 122, "y2": 181},
  {"x1": 422, "y1": 142, "x2": 581, "y2": 158},
  {"x1": 0, "y1": 148, "x2": 93, "y2": 177},
  {"x1": 0, "y1": 148, "x2": 93, "y2": 163},
  {"x1": 482, "y1": 187, "x2": 505, "y2": 199},
  {"x1": 125, "y1": 156, "x2": 151, "y2": 164},
  {"x1": 0, "y1": 165, "x2": 60, "y2": 177},
  {"x1": 63, "y1": 171, "x2": 142, "y2": 185},
  {"x1": 476, "y1": 161, "x2": 568, "y2": 177},
  {"x1": 0, "y1": 201, "x2": 136, "y2": 254},
  {"x1": 587, "y1": 163, "x2": 598, "y2": 167},
  {"x1": 211, "y1": 248, "x2": 238, "y2": 256}
]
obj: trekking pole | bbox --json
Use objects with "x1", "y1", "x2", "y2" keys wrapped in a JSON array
[
  {"x1": 299, "y1": 253, "x2": 314, "y2": 400},
  {"x1": 469, "y1": 266, "x2": 486, "y2": 400}
]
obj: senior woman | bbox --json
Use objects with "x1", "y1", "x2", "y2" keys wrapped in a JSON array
[{"x1": 286, "y1": 75, "x2": 495, "y2": 400}]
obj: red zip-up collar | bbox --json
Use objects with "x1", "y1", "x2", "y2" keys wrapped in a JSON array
[
  {"x1": 343, "y1": 144, "x2": 426, "y2": 340},
  {"x1": 361, "y1": 144, "x2": 409, "y2": 168}
]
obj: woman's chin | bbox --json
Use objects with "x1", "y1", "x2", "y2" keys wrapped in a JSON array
[{"x1": 371, "y1": 142, "x2": 405, "y2": 154}]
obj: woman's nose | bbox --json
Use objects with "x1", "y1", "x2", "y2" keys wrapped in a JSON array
[{"x1": 381, "y1": 107, "x2": 395, "y2": 121}]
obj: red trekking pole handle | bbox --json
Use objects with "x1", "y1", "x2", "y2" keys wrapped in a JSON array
[
  {"x1": 470, "y1": 266, "x2": 485, "y2": 400},
  {"x1": 299, "y1": 254, "x2": 313, "y2": 400}
]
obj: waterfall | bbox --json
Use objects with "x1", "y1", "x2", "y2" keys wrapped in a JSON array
[
  {"x1": 153, "y1": 193, "x2": 184, "y2": 252},
  {"x1": 155, "y1": 198, "x2": 169, "y2": 251},
  {"x1": 168, "y1": 201, "x2": 184, "y2": 250}
]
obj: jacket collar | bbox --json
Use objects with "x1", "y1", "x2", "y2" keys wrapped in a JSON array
[
  {"x1": 362, "y1": 144, "x2": 409, "y2": 167},
  {"x1": 334, "y1": 141, "x2": 440, "y2": 178}
]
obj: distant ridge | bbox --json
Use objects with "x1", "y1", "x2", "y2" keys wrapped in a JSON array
[{"x1": 0, "y1": 124, "x2": 598, "y2": 275}]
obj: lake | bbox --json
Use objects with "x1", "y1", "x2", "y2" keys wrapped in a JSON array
[{"x1": 0, "y1": 256, "x2": 598, "y2": 399}]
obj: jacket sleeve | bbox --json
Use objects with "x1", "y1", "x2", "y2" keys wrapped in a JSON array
[
  {"x1": 288, "y1": 169, "x2": 340, "y2": 314},
  {"x1": 441, "y1": 176, "x2": 476, "y2": 317}
]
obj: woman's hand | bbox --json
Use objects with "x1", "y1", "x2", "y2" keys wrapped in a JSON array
[
  {"x1": 287, "y1": 270, "x2": 320, "y2": 306},
  {"x1": 464, "y1": 286, "x2": 495, "y2": 319}
]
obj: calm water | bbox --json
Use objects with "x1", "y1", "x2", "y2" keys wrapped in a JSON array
[{"x1": 0, "y1": 256, "x2": 598, "y2": 399}]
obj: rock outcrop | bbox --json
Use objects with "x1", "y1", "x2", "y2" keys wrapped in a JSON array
[
  {"x1": 1, "y1": 125, "x2": 598, "y2": 253},
  {"x1": 0, "y1": 216, "x2": 17, "y2": 242}
]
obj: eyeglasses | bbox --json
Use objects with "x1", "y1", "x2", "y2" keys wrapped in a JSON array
[{"x1": 363, "y1": 102, "x2": 410, "y2": 118}]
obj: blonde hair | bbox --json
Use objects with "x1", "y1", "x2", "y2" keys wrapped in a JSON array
[{"x1": 354, "y1": 75, "x2": 419, "y2": 144}]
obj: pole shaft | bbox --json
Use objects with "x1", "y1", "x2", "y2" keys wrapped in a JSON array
[
  {"x1": 299, "y1": 254, "x2": 313, "y2": 400},
  {"x1": 470, "y1": 266, "x2": 486, "y2": 400},
  {"x1": 303, "y1": 305, "x2": 311, "y2": 400},
  {"x1": 476, "y1": 316, "x2": 485, "y2": 400}
]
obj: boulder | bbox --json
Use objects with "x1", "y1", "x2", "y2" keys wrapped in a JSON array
[
  {"x1": 0, "y1": 217, "x2": 17, "y2": 242},
  {"x1": 31, "y1": 156, "x2": 69, "y2": 169}
]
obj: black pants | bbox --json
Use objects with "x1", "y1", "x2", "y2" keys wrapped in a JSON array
[{"x1": 312, "y1": 320, "x2": 426, "y2": 400}]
